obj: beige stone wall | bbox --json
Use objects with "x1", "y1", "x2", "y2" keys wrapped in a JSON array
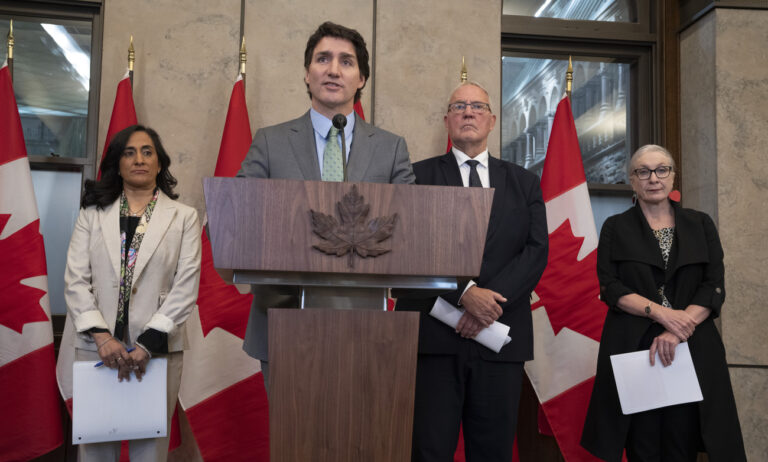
[{"x1": 680, "y1": 8, "x2": 768, "y2": 461}]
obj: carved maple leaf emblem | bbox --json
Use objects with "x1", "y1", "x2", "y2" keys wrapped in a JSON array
[
  {"x1": 0, "y1": 214, "x2": 50, "y2": 333},
  {"x1": 310, "y1": 185, "x2": 398, "y2": 267}
]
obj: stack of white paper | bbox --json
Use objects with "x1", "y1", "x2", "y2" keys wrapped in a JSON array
[
  {"x1": 610, "y1": 343, "x2": 703, "y2": 415},
  {"x1": 72, "y1": 358, "x2": 168, "y2": 444},
  {"x1": 430, "y1": 297, "x2": 512, "y2": 353}
]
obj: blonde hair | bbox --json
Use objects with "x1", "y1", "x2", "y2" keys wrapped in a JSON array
[{"x1": 627, "y1": 144, "x2": 676, "y2": 177}]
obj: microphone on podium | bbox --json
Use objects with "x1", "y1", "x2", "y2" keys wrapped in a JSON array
[{"x1": 332, "y1": 113, "x2": 349, "y2": 181}]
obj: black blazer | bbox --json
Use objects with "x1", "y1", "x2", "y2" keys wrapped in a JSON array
[
  {"x1": 581, "y1": 202, "x2": 745, "y2": 462},
  {"x1": 395, "y1": 153, "x2": 548, "y2": 362}
]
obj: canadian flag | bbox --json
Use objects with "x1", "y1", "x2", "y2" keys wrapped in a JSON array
[
  {"x1": 525, "y1": 96, "x2": 607, "y2": 461},
  {"x1": 177, "y1": 74, "x2": 269, "y2": 461},
  {"x1": 0, "y1": 61, "x2": 64, "y2": 460},
  {"x1": 98, "y1": 70, "x2": 137, "y2": 177}
]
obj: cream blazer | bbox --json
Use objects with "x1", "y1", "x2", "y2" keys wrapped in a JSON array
[{"x1": 62, "y1": 190, "x2": 201, "y2": 352}]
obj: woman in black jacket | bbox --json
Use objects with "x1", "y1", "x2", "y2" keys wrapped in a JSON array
[{"x1": 581, "y1": 145, "x2": 745, "y2": 462}]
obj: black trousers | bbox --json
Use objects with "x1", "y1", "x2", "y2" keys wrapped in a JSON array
[
  {"x1": 411, "y1": 341, "x2": 524, "y2": 462},
  {"x1": 626, "y1": 402, "x2": 701, "y2": 462}
]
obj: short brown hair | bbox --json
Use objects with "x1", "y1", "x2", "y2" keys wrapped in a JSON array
[{"x1": 303, "y1": 22, "x2": 370, "y2": 103}]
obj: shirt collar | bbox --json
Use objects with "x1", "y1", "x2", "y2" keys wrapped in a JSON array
[
  {"x1": 310, "y1": 108, "x2": 356, "y2": 139},
  {"x1": 451, "y1": 147, "x2": 489, "y2": 168}
]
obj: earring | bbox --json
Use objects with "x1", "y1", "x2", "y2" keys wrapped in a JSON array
[{"x1": 631, "y1": 193, "x2": 637, "y2": 205}]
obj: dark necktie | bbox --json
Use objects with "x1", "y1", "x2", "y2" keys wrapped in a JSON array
[{"x1": 466, "y1": 159, "x2": 482, "y2": 187}]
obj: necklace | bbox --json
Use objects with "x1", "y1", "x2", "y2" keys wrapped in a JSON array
[{"x1": 128, "y1": 204, "x2": 148, "y2": 217}]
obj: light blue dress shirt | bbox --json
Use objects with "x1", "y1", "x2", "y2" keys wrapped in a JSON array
[{"x1": 310, "y1": 108, "x2": 355, "y2": 176}]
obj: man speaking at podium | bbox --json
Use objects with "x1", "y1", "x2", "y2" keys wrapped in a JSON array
[
  {"x1": 396, "y1": 82, "x2": 548, "y2": 461},
  {"x1": 237, "y1": 22, "x2": 414, "y2": 384}
]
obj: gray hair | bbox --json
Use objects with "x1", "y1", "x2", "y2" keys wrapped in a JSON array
[
  {"x1": 448, "y1": 81, "x2": 492, "y2": 113},
  {"x1": 627, "y1": 144, "x2": 676, "y2": 178}
]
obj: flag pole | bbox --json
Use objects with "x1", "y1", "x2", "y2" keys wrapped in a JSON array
[
  {"x1": 460, "y1": 55, "x2": 467, "y2": 83},
  {"x1": 239, "y1": 35, "x2": 247, "y2": 92},
  {"x1": 6, "y1": 19, "x2": 13, "y2": 81},
  {"x1": 128, "y1": 35, "x2": 135, "y2": 87},
  {"x1": 566, "y1": 55, "x2": 573, "y2": 101}
]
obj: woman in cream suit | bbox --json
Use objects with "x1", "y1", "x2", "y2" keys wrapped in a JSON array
[{"x1": 61, "y1": 125, "x2": 201, "y2": 462}]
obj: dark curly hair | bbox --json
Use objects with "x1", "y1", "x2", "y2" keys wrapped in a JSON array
[
  {"x1": 81, "y1": 125, "x2": 179, "y2": 209},
  {"x1": 303, "y1": 21, "x2": 370, "y2": 103}
]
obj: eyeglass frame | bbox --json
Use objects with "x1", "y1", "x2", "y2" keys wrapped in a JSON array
[
  {"x1": 631, "y1": 165, "x2": 674, "y2": 180},
  {"x1": 447, "y1": 100, "x2": 492, "y2": 114}
]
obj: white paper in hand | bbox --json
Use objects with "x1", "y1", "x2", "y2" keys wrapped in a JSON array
[
  {"x1": 72, "y1": 358, "x2": 168, "y2": 444},
  {"x1": 610, "y1": 342, "x2": 703, "y2": 415},
  {"x1": 429, "y1": 297, "x2": 512, "y2": 353}
]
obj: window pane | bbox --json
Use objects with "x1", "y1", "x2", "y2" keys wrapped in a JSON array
[
  {"x1": 31, "y1": 169, "x2": 83, "y2": 315},
  {"x1": 1, "y1": 18, "x2": 91, "y2": 158},
  {"x1": 501, "y1": 55, "x2": 631, "y2": 184},
  {"x1": 502, "y1": 0, "x2": 636, "y2": 23}
]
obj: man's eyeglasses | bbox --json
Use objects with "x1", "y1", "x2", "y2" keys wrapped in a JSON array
[
  {"x1": 448, "y1": 101, "x2": 491, "y2": 114},
  {"x1": 632, "y1": 166, "x2": 673, "y2": 180}
]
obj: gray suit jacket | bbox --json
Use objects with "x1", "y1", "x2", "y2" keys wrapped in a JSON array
[{"x1": 237, "y1": 110, "x2": 415, "y2": 360}]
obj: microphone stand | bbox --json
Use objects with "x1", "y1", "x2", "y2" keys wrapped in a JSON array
[{"x1": 332, "y1": 113, "x2": 348, "y2": 182}]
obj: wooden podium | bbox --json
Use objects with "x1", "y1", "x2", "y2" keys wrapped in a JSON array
[{"x1": 204, "y1": 178, "x2": 494, "y2": 462}]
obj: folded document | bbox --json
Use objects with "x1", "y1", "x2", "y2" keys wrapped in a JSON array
[
  {"x1": 430, "y1": 297, "x2": 512, "y2": 353},
  {"x1": 72, "y1": 358, "x2": 168, "y2": 444},
  {"x1": 610, "y1": 342, "x2": 703, "y2": 415}
]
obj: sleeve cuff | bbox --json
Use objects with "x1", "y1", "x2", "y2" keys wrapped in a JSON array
[
  {"x1": 73, "y1": 310, "x2": 109, "y2": 333},
  {"x1": 458, "y1": 280, "x2": 477, "y2": 306},
  {"x1": 144, "y1": 313, "x2": 175, "y2": 334},
  {"x1": 136, "y1": 329, "x2": 168, "y2": 354}
]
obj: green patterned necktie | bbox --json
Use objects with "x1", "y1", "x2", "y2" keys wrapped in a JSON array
[{"x1": 322, "y1": 126, "x2": 344, "y2": 182}]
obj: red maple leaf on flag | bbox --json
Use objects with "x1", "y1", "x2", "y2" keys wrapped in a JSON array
[
  {"x1": 532, "y1": 219, "x2": 606, "y2": 342},
  {"x1": 197, "y1": 231, "x2": 253, "y2": 338},
  {"x1": 0, "y1": 214, "x2": 49, "y2": 333}
]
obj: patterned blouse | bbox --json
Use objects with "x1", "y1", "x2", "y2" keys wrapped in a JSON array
[{"x1": 652, "y1": 227, "x2": 675, "y2": 308}]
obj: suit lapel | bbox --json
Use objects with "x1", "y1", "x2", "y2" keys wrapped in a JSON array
[
  {"x1": 100, "y1": 199, "x2": 122, "y2": 282},
  {"x1": 486, "y1": 156, "x2": 507, "y2": 242},
  {"x1": 133, "y1": 192, "x2": 176, "y2": 285},
  {"x1": 347, "y1": 114, "x2": 373, "y2": 182},
  {"x1": 438, "y1": 152, "x2": 463, "y2": 186},
  {"x1": 611, "y1": 205, "x2": 666, "y2": 270},
  {"x1": 666, "y1": 204, "x2": 708, "y2": 279},
  {"x1": 288, "y1": 111, "x2": 321, "y2": 181}
]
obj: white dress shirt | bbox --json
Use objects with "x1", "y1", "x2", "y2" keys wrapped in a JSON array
[{"x1": 451, "y1": 147, "x2": 490, "y2": 188}]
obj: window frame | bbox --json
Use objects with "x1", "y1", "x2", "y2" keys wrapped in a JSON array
[
  {"x1": 2, "y1": 0, "x2": 103, "y2": 186},
  {"x1": 501, "y1": 1, "x2": 664, "y2": 192}
]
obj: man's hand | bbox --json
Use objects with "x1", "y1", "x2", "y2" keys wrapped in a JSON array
[
  {"x1": 649, "y1": 331, "x2": 681, "y2": 367},
  {"x1": 456, "y1": 312, "x2": 485, "y2": 338},
  {"x1": 459, "y1": 286, "x2": 506, "y2": 327}
]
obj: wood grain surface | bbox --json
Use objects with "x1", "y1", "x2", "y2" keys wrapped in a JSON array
[
  {"x1": 204, "y1": 178, "x2": 494, "y2": 278},
  {"x1": 268, "y1": 309, "x2": 420, "y2": 462}
]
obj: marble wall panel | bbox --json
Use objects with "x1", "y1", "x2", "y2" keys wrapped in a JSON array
[
  {"x1": 679, "y1": 13, "x2": 718, "y2": 222},
  {"x1": 99, "y1": 0, "x2": 242, "y2": 214},
  {"x1": 243, "y1": 0, "x2": 373, "y2": 131},
  {"x1": 714, "y1": 9, "x2": 768, "y2": 366},
  {"x1": 374, "y1": 0, "x2": 501, "y2": 163},
  {"x1": 730, "y1": 367, "x2": 768, "y2": 461}
]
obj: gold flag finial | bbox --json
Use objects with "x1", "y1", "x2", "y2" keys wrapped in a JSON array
[
  {"x1": 460, "y1": 56, "x2": 468, "y2": 83},
  {"x1": 239, "y1": 36, "x2": 247, "y2": 75},
  {"x1": 128, "y1": 35, "x2": 135, "y2": 71},
  {"x1": 566, "y1": 55, "x2": 573, "y2": 99},
  {"x1": 7, "y1": 19, "x2": 13, "y2": 60}
]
